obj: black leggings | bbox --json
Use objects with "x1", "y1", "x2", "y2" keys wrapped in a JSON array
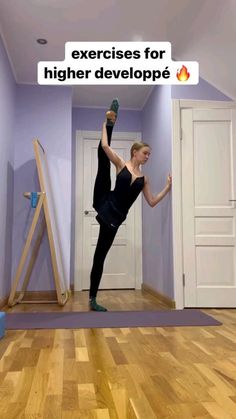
[{"x1": 89, "y1": 124, "x2": 119, "y2": 298}]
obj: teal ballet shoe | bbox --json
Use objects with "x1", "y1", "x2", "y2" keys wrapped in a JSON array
[
  {"x1": 110, "y1": 98, "x2": 119, "y2": 114},
  {"x1": 106, "y1": 98, "x2": 119, "y2": 126},
  {"x1": 89, "y1": 297, "x2": 108, "y2": 311}
]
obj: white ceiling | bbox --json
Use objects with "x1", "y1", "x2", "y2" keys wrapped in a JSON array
[{"x1": 0, "y1": 0, "x2": 235, "y2": 109}]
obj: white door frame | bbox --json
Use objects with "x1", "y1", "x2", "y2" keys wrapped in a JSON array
[
  {"x1": 172, "y1": 99, "x2": 236, "y2": 309},
  {"x1": 74, "y1": 129, "x2": 143, "y2": 291}
]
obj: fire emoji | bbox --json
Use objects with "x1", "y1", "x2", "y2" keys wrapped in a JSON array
[{"x1": 176, "y1": 65, "x2": 190, "y2": 81}]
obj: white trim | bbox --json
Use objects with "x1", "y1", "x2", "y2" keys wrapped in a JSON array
[
  {"x1": 74, "y1": 129, "x2": 143, "y2": 292},
  {"x1": 72, "y1": 104, "x2": 143, "y2": 111},
  {"x1": 172, "y1": 98, "x2": 236, "y2": 309},
  {"x1": 172, "y1": 100, "x2": 184, "y2": 309},
  {"x1": 76, "y1": 130, "x2": 142, "y2": 140}
]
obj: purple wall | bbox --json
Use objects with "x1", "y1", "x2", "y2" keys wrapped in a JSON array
[
  {"x1": 171, "y1": 76, "x2": 233, "y2": 100},
  {"x1": 141, "y1": 86, "x2": 173, "y2": 297},
  {"x1": 0, "y1": 32, "x2": 16, "y2": 300},
  {"x1": 72, "y1": 108, "x2": 142, "y2": 133},
  {"x1": 12, "y1": 85, "x2": 72, "y2": 291},
  {"x1": 141, "y1": 78, "x2": 232, "y2": 301}
]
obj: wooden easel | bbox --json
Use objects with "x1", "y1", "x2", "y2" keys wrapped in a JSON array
[{"x1": 8, "y1": 139, "x2": 70, "y2": 307}]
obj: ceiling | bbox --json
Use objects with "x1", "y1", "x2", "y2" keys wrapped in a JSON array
[{"x1": 0, "y1": 0, "x2": 235, "y2": 109}]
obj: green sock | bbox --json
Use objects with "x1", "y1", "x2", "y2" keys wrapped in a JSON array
[
  {"x1": 106, "y1": 98, "x2": 120, "y2": 126},
  {"x1": 110, "y1": 98, "x2": 119, "y2": 114},
  {"x1": 89, "y1": 297, "x2": 107, "y2": 311}
]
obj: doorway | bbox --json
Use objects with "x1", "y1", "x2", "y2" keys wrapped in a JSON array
[
  {"x1": 74, "y1": 129, "x2": 143, "y2": 292},
  {"x1": 172, "y1": 99, "x2": 236, "y2": 309}
]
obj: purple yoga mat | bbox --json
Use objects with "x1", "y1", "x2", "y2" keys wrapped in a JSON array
[{"x1": 5, "y1": 309, "x2": 222, "y2": 329}]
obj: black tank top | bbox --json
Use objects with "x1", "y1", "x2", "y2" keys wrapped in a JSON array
[{"x1": 96, "y1": 165, "x2": 145, "y2": 229}]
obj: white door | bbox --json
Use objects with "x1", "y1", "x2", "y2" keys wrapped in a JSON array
[
  {"x1": 74, "y1": 131, "x2": 143, "y2": 292},
  {"x1": 182, "y1": 107, "x2": 236, "y2": 307}
]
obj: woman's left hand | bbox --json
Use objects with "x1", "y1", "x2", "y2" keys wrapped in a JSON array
[{"x1": 167, "y1": 173, "x2": 172, "y2": 189}]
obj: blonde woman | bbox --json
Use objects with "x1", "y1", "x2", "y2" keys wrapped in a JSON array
[{"x1": 89, "y1": 99, "x2": 172, "y2": 311}]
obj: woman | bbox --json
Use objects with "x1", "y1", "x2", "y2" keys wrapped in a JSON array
[{"x1": 89, "y1": 99, "x2": 172, "y2": 311}]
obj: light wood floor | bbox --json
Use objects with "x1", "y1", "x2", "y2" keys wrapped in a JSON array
[{"x1": 0, "y1": 290, "x2": 236, "y2": 418}]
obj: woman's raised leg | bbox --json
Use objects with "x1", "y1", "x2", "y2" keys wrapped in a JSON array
[
  {"x1": 92, "y1": 99, "x2": 119, "y2": 211},
  {"x1": 92, "y1": 123, "x2": 114, "y2": 211}
]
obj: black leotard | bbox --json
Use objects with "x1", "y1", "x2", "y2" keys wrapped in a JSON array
[{"x1": 96, "y1": 165, "x2": 145, "y2": 229}]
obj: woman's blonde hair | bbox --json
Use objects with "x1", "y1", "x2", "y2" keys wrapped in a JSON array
[{"x1": 130, "y1": 141, "x2": 151, "y2": 159}]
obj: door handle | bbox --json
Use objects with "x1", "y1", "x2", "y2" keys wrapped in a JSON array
[
  {"x1": 84, "y1": 210, "x2": 96, "y2": 215},
  {"x1": 229, "y1": 199, "x2": 236, "y2": 201}
]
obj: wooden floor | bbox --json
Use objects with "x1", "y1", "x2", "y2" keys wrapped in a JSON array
[{"x1": 1, "y1": 290, "x2": 236, "y2": 418}]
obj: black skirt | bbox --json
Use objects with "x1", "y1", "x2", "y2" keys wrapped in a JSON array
[{"x1": 96, "y1": 199, "x2": 126, "y2": 230}]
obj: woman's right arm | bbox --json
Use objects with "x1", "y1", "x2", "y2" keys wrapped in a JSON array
[{"x1": 101, "y1": 121, "x2": 109, "y2": 147}]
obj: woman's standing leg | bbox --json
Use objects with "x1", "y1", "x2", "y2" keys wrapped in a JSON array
[{"x1": 89, "y1": 220, "x2": 118, "y2": 311}]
